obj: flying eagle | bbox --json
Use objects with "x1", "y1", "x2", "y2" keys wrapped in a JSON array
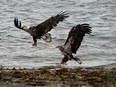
[
  {"x1": 14, "y1": 11, "x2": 69, "y2": 47},
  {"x1": 56, "y1": 24, "x2": 92, "y2": 64}
]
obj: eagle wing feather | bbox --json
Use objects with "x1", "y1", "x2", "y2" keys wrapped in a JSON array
[
  {"x1": 64, "y1": 24, "x2": 92, "y2": 54},
  {"x1": 33, "y1": 11, "x2": 69, "y2": 38}
]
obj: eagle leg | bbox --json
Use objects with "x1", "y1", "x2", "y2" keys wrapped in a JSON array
[
  {"x1": 73, "y1": 57, "x2": 82, "y2": 64},
  {"x1": 61, "y1": 56, "x2": 69, "y2": 64},
  {"x1": 32, "y1": 36, "x2": 37, "y2": 47},
  {"x1": 42, "y1": 33, "x2": 52, "y2": 42}
]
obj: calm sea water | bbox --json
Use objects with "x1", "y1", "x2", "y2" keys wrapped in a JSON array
[{"x1": 0, "y1": 0, "x2": 116, "y2": 68}]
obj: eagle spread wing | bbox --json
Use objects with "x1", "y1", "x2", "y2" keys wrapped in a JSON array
[
  {"x1": 33, "y1": 11, "x2": 69, "y2": 38},
  {"x1": 14, "y1": 11, "x2": 69, "y2": 39},
  {"x1": 63, "y1": 24, "x2": 92, "y2": 54}
]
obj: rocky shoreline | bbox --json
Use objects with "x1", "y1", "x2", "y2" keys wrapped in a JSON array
[{"x1": 0, "y1": 64, "x2": 116, "y2": 87}]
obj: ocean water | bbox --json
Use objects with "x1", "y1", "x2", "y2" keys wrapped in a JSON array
[{"x1": 0, "y1": 0, "x2": 116, "y2": 68}]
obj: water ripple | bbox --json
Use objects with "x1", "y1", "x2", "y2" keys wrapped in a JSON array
[{"x1": 0, "y1": 0, "x2": 115, "y2": 68}]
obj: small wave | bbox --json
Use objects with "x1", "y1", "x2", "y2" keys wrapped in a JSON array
[{"x1": 101, "y1": 63, "x2": 116, "y2": 69}]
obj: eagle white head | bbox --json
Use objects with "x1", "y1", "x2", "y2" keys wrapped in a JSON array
[
  {"x1": 56, "y1": 45, "x2": 64, "y2": 51},
  {"x1": 22, "y1": 25, "x2": 30, "y2": 30}
]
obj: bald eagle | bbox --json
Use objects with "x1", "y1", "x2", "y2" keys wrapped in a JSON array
[
  {"x1": 14, "y1": 11, "x2": 69, "y2": 47},
  {"x1": 56, "y1": 24, "x2": 92, "y2": 64}
]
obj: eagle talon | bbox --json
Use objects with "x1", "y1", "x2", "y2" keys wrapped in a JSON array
[
  {"x1": 56, "y1": 63, "x2": 62, "y2": 67},
  {"x1": 73, "y1": 57, "x2": 82, "y2": 64},
  {"x1": 32, "y1": 43, "x2": 37, "y2": 47},
  {"x1": 42, "y1": 33, "x2": 52, "y2": 42},
  {"x1": 77, "y1": 61, "x2": 82, "y2": 65},
  {"x1": 61, "y1": 62, "x2": 67, "y2": 65}
]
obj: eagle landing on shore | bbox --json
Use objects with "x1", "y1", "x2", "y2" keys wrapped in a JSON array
[
  {"x1": 56, "y1": 24, "x2": 92, "y2": 64},
  {"x1": 14, "y1": 11, "x2": 69, "y2": 47}
]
